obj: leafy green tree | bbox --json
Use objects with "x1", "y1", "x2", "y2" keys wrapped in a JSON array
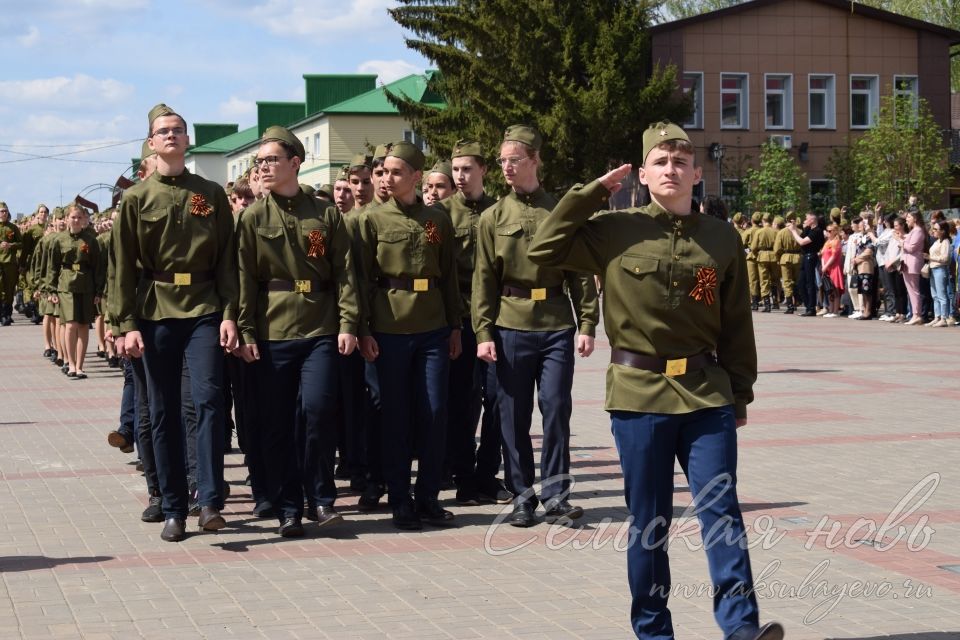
[
  {"x1": 388, "y1": 0, "x2": 692, "y2": 192},
  {"x1": 745, "y1": 141, "x2": 809, "y2": 215},
  {"x1": 851, "y1": 93, "x2": 950, "y2": 210},
  {"x1": 823, "y1": 144, "x2": 858, "y2": 210},
  {"x1": 657, "y1": 0, "x2": 742, "y2": 21}
]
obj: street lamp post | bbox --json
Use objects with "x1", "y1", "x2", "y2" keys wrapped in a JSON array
[{"x1": 709, "y1": 142, "x2": 725, "y2": 198}]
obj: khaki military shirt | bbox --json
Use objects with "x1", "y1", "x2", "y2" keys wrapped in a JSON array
[
  {"x1": 237, "y1": 189, "x2": 359, "y2": 343},
  {"x1": 357, "y1": 196, "x2": 460, "y2": 335},
  {"x1": 472, "y1": 188, "x2": 599, "y2": 344},
  {"x1": 31, "y1": 233, "x2": 54, "y2": 292},
  {"x1": 19, "y1": 223, "x2": 44, "y2": 270},
  {"x1": 527, "y1": 180, "x2": 756, "y2": 420},
  {"x1": 774, "y1": 227, "x2": 801, "y2": 264},
  {"x1": 44, "y1": 227, "x2": 104, "y2": 295},
  {"x1": 741, "y1": 226, "x2": 757, "y2": 261},
  {"x1": 114, "y1": 169, "x2": 238, "y2": 334},
  {"x1": 751, "y1": 225, "x2": 777, "y2": 263},
  {"x1": 0, "y1": 221, "x2": 21, "y2": 264},
  {"x1": 438, "y1": 191, "x2": 498, "y2": 318}
]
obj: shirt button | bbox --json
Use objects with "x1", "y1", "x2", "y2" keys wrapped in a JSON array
[
  {"x1": 634, "y1": 267, "x2": 640, "y2": 273},
  {"x1": 673, "y1": 281, "x2": 679, "y2": 286},
  {"x1": 674, "y1": 255, "x2": 681, "y2": 261}
]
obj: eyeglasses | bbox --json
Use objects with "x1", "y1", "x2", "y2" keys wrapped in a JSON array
[
  {"x1": 253, "y1": 155, "x2": 290, "y2": 168},
  {"x1": 496, "y1": 156, "x2": 526, "y2": 167},
  {"x1": 152, "y1": 127, "x2": 186, "y2": 137}
]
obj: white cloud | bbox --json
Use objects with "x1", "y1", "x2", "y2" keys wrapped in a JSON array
[
  {"x1": 164, "y1": 84, "x2": 186, "y2": 99},
  {"x1": 20, "y1": 113, "x2": 131, "y2": 139},
  {"x1": 17, "y1": 26, "x2": 39, "y2": 47},
  {"x1": 219, "y1": 96, "x2": 256, "y2": 119},
  {"x1": 0, "y1": 74, "x2": 134, "y2": 109},
  {"x1": 358, "y1": 59, "x2": 421, "y2": 84},
  {"x1": 245, "y1": 0, "x2": 394, "y2": 38}
]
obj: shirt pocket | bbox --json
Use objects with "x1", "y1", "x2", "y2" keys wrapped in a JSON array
[
  {"x1": 620, "y1": 254, "x2": 659, "y2": 278},
  {"x1": 376, "y1": 230, "x2": 413, "y2": 273},
  {"x1": 299, "y1": 222, "x2": 329, "y2": 259},
  {"x1": 138, "y1": 207, "x2": 171, "y2": 248}
]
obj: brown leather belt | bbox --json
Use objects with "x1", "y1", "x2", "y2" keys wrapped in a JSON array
[
  {"x1": 142, "y1": 270, "x2": 215, "y2": 285},
  {"x1": 501, "y1": 284, "x2": 564, "y2": 301},
  {"x1": 782, "y1": 250, "x2": 800, "y2": 254},
  {"x1": 378, "y1": 276, "x2": 439, "y2": 291},
  {"x1": 610, "y1": 348, "x2": 715, "y2": 377},
  {"x1": 262, "y1": 279, "x2": 331, "y2": 293}
]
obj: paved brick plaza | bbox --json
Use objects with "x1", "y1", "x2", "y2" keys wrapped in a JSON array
[{"x1": 1, "y1": 314, "x2": 959, "y2": 640}]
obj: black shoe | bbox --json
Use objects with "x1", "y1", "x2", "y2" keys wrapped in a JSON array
[
  {"x1": 477, "y1": 478, "x2": 514, "y2": 504},
  {"x1": 253, "y1": 501, "x2": 276, "y2": 518},
  {"x1": 455, "y1": 486, "x2": 480, "y2": 506},
  {"x1": 141, "y1": 495, "x2": 163, "y2": 523},
  {"x1": 728, "y1": 621, "x2": 785, "y2": 640},
  {"x1": 135, "y1": 460, "x2": 144, "y2": 472},
  {"x1": 108, "y1": 356, "x2": 120, "y2": 368},
  {"x1": 160, "y1": 517, "x2": 186, "y2": 542},
  {"x1": 54, "y1": 358, "x2": 63, "y2": 367},
  {"x1": 188, "y1": 499, "x2": 201, "y2": 517},
  {"x1": 357, "y1": 482, "x2": 384, "y2": 511},
  {"x1": 783, "y1": 304, "x2": 794, "y2": 314},
  {"x1": 49, "y1": 351, "x2": 58, "y2": 363},
  {"x1": 66, "y1": 371, "x2": 76, "y2": 378},
  {"x1": 750, "y1": 296, "x2": 759, "y2": 312},
  {"x1": 278, "y1": 517, "x2": 305, "y2": 538},
  {"x1": 800, "y1": 309, "x2": 816, "y2": 317},
  {"x1": 334, "y1": 464, "x2": 351, "y2": 480},
  {"x1": 543, "y1": 499, "x2": 584, "y2": 524},
  {"x1": 507, "y1": 502, "x2": 538, "y2": 528},
  {"x1": 314, "y1": 506, "x2": 345, "y2": 529},
  {"x1": 440, "y1": 475, "x2": 456, "y2": 491},
  {"x1": 96, "y1": 350, "x2": 106, "y2": 359},
  {"x1": 416, "y1": 499, "x2": 455, "y2": 527},
  {"x1": 198, "y1": 506, "x2": 226, "y2": 531},
  {"x1": 43, "y1": 348, "x2": 52, "y2": 358},
  {"x1": 392, "y1": 500, "x2": 423, "y2": 530},
  {"x1": 349, "y1": 474, "x2": 367, "y2": 492}
]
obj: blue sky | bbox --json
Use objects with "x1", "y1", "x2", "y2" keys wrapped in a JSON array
[{"x1": 0, "y1": 0, "x2": 429, "y2": 216}]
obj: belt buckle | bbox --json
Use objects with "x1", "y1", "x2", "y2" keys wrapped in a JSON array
[
  {"x1": 530, "y1": 288, "x2": 547, "y2": 301},
  {"x1": 294, "y1": 279, "x2": 312, "y2": 294},
  {"x1": 413, "y1": 278, "x2": 430, "y2": 292},
  {"x1": 173, "y1": 273, "x2": 192, "y2": 286},
  {"x1": 71, "y1": 264, "x2": 81, "y2": 272},
  {"x1": 664, "y1": 358, "x2": 687, "y2": 377}
]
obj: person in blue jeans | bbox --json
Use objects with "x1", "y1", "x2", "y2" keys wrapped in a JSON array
[{"x1": 528, "y1": 122, "x2": 783, "y2": 640}]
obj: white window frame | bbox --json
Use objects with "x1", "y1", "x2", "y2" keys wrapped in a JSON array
[
  {"x1": 313, "y1": 133, "x2": 321, "y2": 157},
  {"x1": 893, "y1": 75, "x2": 919, "y2": 122},
  {"x1": 403, "y1": 129, "x2": 428, "y2": 152},
  {"x1": 303, "y1": 137, "x2": 310, "y2": 157},
  {"x1": 808, "y1": 73, "x2": 836, "y2": 129},
  {"x1": 809, "y1": 178, "x2": 836, "y2": 203},
  {"x1": 720, "y1": 72, "x2": 749, "y2": 130},
  {"x1": 682, "y1": 72, "x2": 704, "y2": 129},
  {"x1": 850, "y1": 74, "x2": 879, "y2": 129},
  {"x1": 764, "y1": 73, "x2": 793, "y2": 130}
]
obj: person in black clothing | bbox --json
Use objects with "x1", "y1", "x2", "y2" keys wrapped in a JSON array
[{"x1": 787, "y1": 212, "x2": 825, "y2": 316}]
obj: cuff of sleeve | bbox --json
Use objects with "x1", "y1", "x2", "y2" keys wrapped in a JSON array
[
  {"x1": 475, "y1": 329, "x2": 493, "y2": 344},
  {"x1": 339, "y1": 322, "x2": 358, "y2": 336},
  {"x1": 119, "y1": 319, "x2": 138, "y2": 334},
  {"x1": 221, "y1": 306, "x2": 238, "y2": 323},
  {"x1": 358, "y1": 323, "x2": 371, "y2": 338},
  {"x1": 579, "y1": 323, "x2": 596, "y2": 337},
  {"x1": 734, "y1": 401, "x2": 747, "y2": 421},
  {"x1": 241, "y1": 331, "x2": 257, "y2": 346}
]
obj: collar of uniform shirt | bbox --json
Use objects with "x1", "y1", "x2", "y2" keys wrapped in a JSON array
[
  {"x1": 271, "y1": 189, "x2": 306, "y2": 213},
  {"x1": 510, "y1": 187, "x2": 545, "y2": 205},
  {"x1": 154, "y1": 169, "x2": 190, "y2": 185},
  {"x1": 651, "y1": 202, "x2": 700, "y2": 232}
]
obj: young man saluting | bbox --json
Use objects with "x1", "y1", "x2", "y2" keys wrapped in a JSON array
[{"x1": 527, "y1": 122, "x2": 783, "y2": 640}]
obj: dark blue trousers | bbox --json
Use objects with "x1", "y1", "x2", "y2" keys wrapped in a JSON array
[
  {"x1": 799, "y1": 254, "x2": 818, "y2": 312},
  {"x1": 226, "y1": 354, "x2": 265, "y2": 505},
  {"x1": 118, "y1": 358, "x2": 136, "y2": 441},
  {"x1": 447, "y1": 318, "x2": 502, "y2": 487},
  {"x1": 374, "y1": 327, "x2": 450, "y2": 506},
  {"x1": 129, "y1": 356, "x2": 158, "y2": 495},
  {"x1": 610, "y1": 406, "x2": 760, "y2": 639},
  {"x1": 337, "y1": 349, "x2": 367, "y2": 479},
  {"x1": 140, "y1": 313, "x2": 225, "y2": 519},
  {"x1": 363, "y1": 361, "x2": 383, "y2": 483},
  {"x1": 257, "y1": 336, "x2": 339, "y2": 518},
  {"x1": 494, "y1": 327, "x2": 574, "y2": 507}
]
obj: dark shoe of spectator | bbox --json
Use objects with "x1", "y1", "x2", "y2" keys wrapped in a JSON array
[
  {"x1": 278, "y1": 517, "x2": 305, "y2": 538},
  {"x1": 160, "y1": 518, "x2": 186, "y2": 542},
  {"x1": 392, "y1": 500, "x2": 423, "y2": 531},
  {"x1": 357, "y1": 482, "x2": 385, "y2": 511},
  {"x1": 543, "y1": 499, "x2": 584, "y2": 524},
  {"x1": 315, "y1": 506, "x2": 344, "y2": 529},
  {"x1": 728, "y1": 621, "x2": 785, "y2": 640},
  {"x1": 416, "y1": 499, "x2": 455, "y2": 527},
  {"x1": 141, "y1": 495, "x2": 163, "y2": 523},
  {"x1": 507, "y1": 502, "x2": 538, "y2": 528},
  {"x1": 198, "y1": 506, "x2": 226, "y2": 531},
  {"x1": 254, "y1": 501, "x2": 276, "y2": 519},
  {"x1": 107, "y1": 430, "x2": 135, "y2": 453},
  {"x1": 477, "y1": 478, "x2": 514, "y2": 504},
  {"x1": 455, "y1": 486, "x2": 480, "y2": 506}
]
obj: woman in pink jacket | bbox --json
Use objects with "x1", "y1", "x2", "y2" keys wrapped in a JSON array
[{"x1": 900, "y1": 209, "x2": 927, "y2": 326}]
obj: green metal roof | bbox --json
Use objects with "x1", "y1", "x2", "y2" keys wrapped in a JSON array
[
  {"x1": 193, "y1": 123, "x2": 239, "y2": 147},
  {"x1": 323, "y1": 72, "x2": 445, "y2": 114},
  {"x1": 186, "y1": 126, "x2": 259, "y2": 155},
  {"x1": 304, "y1": 74, "x2": 377, "y2": 115}
]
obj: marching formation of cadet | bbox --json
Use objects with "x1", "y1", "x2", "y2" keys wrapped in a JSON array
[{"x1": 2, "y1": 106, "x2": 790, "y2": 639}]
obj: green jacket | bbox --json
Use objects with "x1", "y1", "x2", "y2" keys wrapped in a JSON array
[
  {"x1": 19, "y1": 223, "x2": 45, "y2": 270},
  {"x1": 237, "y1": 189, "x2": 359, "y2": 343},
  {"x1": 472, "y1": 188, "x2": 599, "y2": 344},
  {"x1": 30, "y1": 233, "x2": 53, "y2": 292},
  {"x1": 114, "y1": 169, "x2": 238, "y2": 333},
  {"x1": 774, "y1": 227, "x2": 801, "y2": 264},
  {"x1": 750, "y1": 226, "x2": 778, "y2": 263},
  {"x1": 357, "y1": 196, "x2": 460, "y2": 336},
  {"x1": 437, "y1": 190, "x2": 498, "y2": 318},
  {"x1": 43, "y1": 227, "x2": 104, "y2": 295},
  {"x1": 527, "y1": 180, "x2": 756, "y2": 420},
  {"x1": 0, "y1": 221, "x2": 21, "y2": 265}
]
